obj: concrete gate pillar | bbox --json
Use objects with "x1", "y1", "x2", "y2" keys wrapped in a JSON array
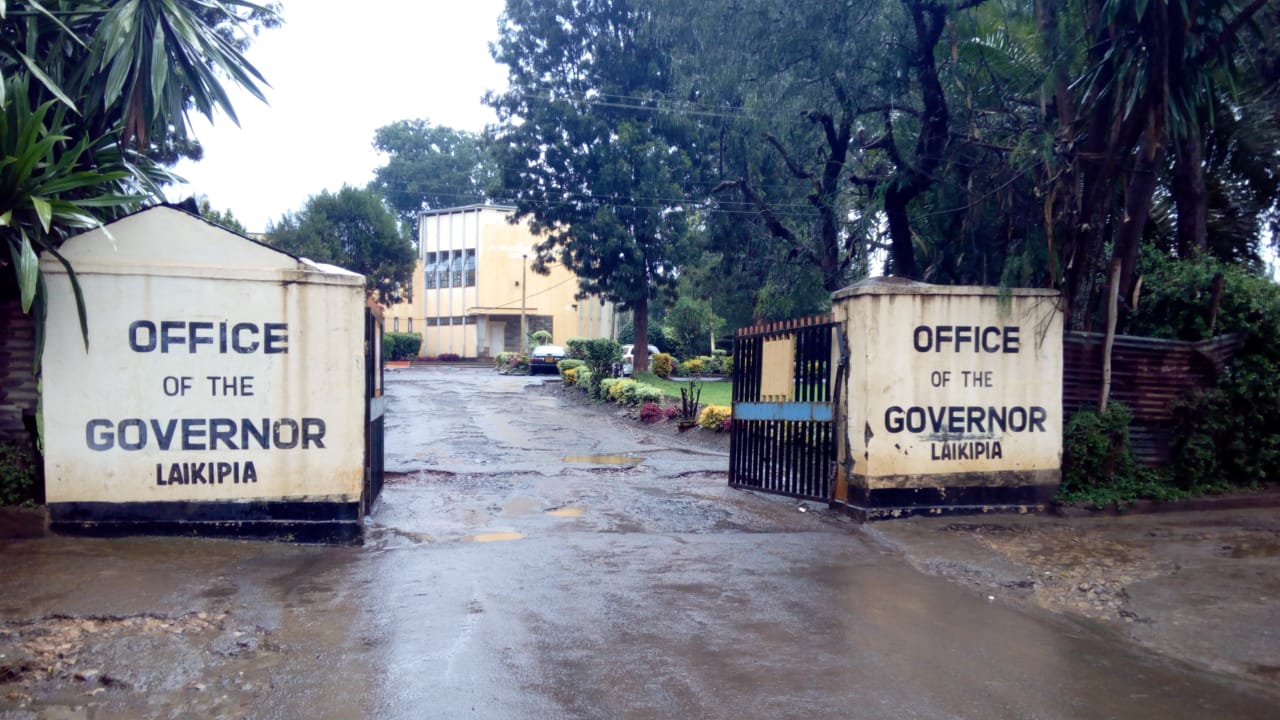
[
  {"x1": 40, "y1": 206, "x2": 370, "y2": 541},
  {"x1": 831, "y1": 278, "x2": 1063, "y2": 519}
]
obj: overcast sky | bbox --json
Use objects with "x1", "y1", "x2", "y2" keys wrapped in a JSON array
[{"x1": 166, "y1": 0, "x2": 509, "y2": 232}]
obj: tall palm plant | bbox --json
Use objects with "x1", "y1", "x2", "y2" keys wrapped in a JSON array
[{"x1": 0, "y1": 0, "x2": 275, "y2": 358}]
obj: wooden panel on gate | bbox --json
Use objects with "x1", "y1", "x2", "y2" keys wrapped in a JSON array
[{"x1": 730, "y1": 314, "x2": 839, "y2": 502}]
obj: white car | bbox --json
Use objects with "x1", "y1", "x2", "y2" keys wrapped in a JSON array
[{"x1": 620, "y1": 344, "x2": 660, "y2": 376}]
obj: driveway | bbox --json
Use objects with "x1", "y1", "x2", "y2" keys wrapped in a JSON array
[{"x1": 0, "y1": 367, "x2": 1276, "y2": 718}]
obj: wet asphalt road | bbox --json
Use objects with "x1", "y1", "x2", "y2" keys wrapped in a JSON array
[{"x1": 2, "y1": 367, "x2": 1278, "y2": 718}]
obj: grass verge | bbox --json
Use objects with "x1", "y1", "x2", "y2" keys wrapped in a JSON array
[{"x1": 633, "y1": 371, "x2": 732, "y2": 406}]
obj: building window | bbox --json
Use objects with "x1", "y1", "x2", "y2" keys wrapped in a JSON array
[
  {"x1": 407, "y1": 318, "x2": 413, "y2": 333},
  {"x1": 464, "y1": 249, "x2": 476, "y2": 287},
  {"x1": 452, "y1": 252, "x2": 465, "y2": 287},
  {"x1": 393, "y1": 317, "x2": 399, "y2": 332},
  {"x1": 424, "y1": 252, "x2": 437, "y2": 289}
]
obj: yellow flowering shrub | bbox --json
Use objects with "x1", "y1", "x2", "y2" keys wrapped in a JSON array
[
  {"x1": 608, "y1": 379, "x2": 637, "y2": 402},
  {"x1": 697, "y1": 404, "x2": 732, "y2": 430}
]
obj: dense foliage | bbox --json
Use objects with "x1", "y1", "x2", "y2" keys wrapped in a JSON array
[
  {"x1": 382, "y1": 332, "x2": 423, "y2": 361},
  {"x1": 485, "y1": 0, "x2": 1278, "y2": 338},
  {"x1": 0, "y1": 0, "x2": 275, "y2": 355},
  {"x1": 0, "y1": 441, "x2": 39, "y2": 506},
  {"x1": 1129, "y1": 248, "x2": 1280, "y2": 490},
  {"x1": 487, "y1": 0, "x2": 704, "y2": 377},
  {"x1": 370, "y1": 119, "x2": 495, "y2": 231},
  {"x1": 266, "y1": 186, "x2": 415, "y2": 301},
  {"x1": 574, "y1": 337, "x2": 623, "y2": 398}
]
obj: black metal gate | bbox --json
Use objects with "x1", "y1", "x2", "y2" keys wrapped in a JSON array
[
  {"x1": 364, "y1": 306, "x2": 386, "y2": 514},
  {"x1": 729, "y1": 315, "x2": 843, "y2": 502}
]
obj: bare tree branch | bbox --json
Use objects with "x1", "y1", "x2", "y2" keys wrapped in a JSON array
[{"x1": 764, "y1": 134, "x2": 813, "y2": 180}]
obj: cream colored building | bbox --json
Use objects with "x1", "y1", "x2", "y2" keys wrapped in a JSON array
[{"x1": 383, "y1": 205, "x2": 617, "y2": 357}]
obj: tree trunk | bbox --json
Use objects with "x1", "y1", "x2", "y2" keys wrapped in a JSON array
[
  {"x1": 632, "y1": 295, "x2": 650, "y2": 377},
  {"x1": 882, "y1": 0, "x2": 953, "y2": 281},
  {"x1": 885, "y1": 189, "x2": 920, "y2": 279},
  {"x1": 1172, "y1": 130, "x2": 1208, "y2": 256},
  {"x1": 1099, "y1": 259, "x2": 1122, "y2": 412},
  {"x1": 1113, "y1": 123, "x2": 1166, "y2": 316}
]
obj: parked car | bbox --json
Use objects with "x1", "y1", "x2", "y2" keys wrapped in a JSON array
[
  {"x1": 529, "y1": 344, "x2": 565, "y2": 374},
  {"x1": 620, "y1": 343, "x2": 660, "y2": 376}
]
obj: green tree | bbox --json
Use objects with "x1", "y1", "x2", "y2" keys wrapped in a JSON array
[
  {"x1": 266, "y1": 186, "x2": 414, "y2": 302},
  {"x1": 487, "y1": 0, "x2": 701, "y2": 377},
  {"x1": 197, "y1": 197, "x2": 248, "y2": 235},
  {"x1": 370, "y1": 119, "x2": 495, "y2": 231},
  {"x1": 0, "y1": 0, "x2": 275, "y2": 351},
  {"x1": 663, "y1": 296, "x2": 723, "y2": 360}
]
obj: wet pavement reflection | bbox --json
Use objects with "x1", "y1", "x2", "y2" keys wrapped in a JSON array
[{"x1": 1, "y1": 367, "x2": 1276, "y2": 718}]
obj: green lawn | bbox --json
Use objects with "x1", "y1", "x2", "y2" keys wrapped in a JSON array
[{"x1": 632, "y1": 372, "x2": 732, "y2": 406}]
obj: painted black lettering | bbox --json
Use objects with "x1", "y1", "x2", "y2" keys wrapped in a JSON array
[
  {"x1": 1004, "y1": 326, "x2": 1020, "y2": 353},
  {"x1": 209, "y1": 418, "x2": 239, "y2": 450},
  {"x1": 117, "y1": 419, "x2": 146, "y2": 451},
  {"x1": 232, "y1": 323, "x2": 259, "y2": 353},
  {"x1": 190, "y1": 462, "x2": 207, "y2": 484},
  {"x1": 181, "y1": 418, "x2": 207, "y2": 451},
  {"x1": 935, "y1": 325, "x2": 953, "y2": 352},
  {"x1": 981, "y1": 326, "x2": 1002, "y2": 353},
  {"x1": 87, "y1": 419, "x2": 113, "y2": 451},
  {"x1": 160, "y1": 321, "x2": 184, "y2": 353},
  {"x1": 150, "y1": 419, "x2": 178, "y2": 450},
  {"x1": 885, "y1": 406, "x2": 905, "y2": 433},
  {"x1": 988, "y1": 406, "x2": 1007, "y2": 433},
  {"x1": 1008, "y1": 407, "x2": 1028, "y2": 432},
  {"x1": 264, "y1": 323, "x2": 288, "y2": 354},
  {"x1": 906, "y1": 407, "x2": 925, "y2": 433},
  {"x1": 927, "y1": 406, "x2": 946, "y2": 433},
  {"x1": 913, "y1": 326, "x2": 931, "y2": 352},
  {"x1": 967, "y1": 406, "x2": 985, "y2": 433},
  {"x1": 1030, "y1": 406, "x2": 1047, "y2": 432},
  {"x1": 243, "y1": 462, "x2": 258, "y2": 483},
  {"x1": 188, "y1": 321, "x2": 215, "y2": 352},
  {"x1": 273, "y1": 419, "x2": 299, "y2": 449},
  {"x1": 302, "y1": 418, "x2": 326, "y2": 448},
  {"x1": 241, "y1": 419, "x2": 270, "y2": 449},
  {"x1": 128, "y1": 321, "x2": 157, "y2": 352}
]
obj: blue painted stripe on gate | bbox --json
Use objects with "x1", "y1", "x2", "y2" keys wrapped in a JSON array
[{"x1": 734, "y1": 402, "x2": 833, "y2": 422}]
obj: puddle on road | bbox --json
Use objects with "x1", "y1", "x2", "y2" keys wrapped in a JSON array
[
  {"x1": 545, "y1": 507, "x2": 585, "y2": 518},
  {"x1": 564, "y1": 454, "x2": 644, "y2": 465},
  {"x1": 465, "y1": 532, "x2": 526, "y2": 543},
  {"x1": 502, "y1": 497, "x2": 541, "y2": 517}
]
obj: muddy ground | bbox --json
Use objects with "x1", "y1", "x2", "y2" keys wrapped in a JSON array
[
  {"x1": 550, "y1": 378, "x2": 1280, "y2": 692},
  {"x1": 0, "y1": 370, "x2": 1275, "y2": 717}
]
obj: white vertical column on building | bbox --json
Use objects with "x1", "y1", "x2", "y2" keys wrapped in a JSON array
[
  {"x1": 449, "y1": 210, "x2": 457, "y2": 355},
  {"x1": 475, "y1": 208, "x2": 483, "y2": 357},
  {"x1": 433, "y1": 212, "x2": 443, "y2": 356}
]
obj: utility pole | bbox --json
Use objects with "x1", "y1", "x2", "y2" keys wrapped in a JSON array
[{"x1": 520, "y1": 254, "x2": 528, "y2": 354}]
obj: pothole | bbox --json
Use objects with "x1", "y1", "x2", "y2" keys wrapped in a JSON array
[{"x1": 563, "y1": 454, "x2": 645, "y2": 465}]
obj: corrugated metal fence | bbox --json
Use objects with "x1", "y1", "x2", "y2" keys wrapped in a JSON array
[
  {"x1": 1062, "y1": 331, "x2": 1242, "y2": 465},
  {"x1": 0, "y1": 298, "x2": 39, "y2": 446}
]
